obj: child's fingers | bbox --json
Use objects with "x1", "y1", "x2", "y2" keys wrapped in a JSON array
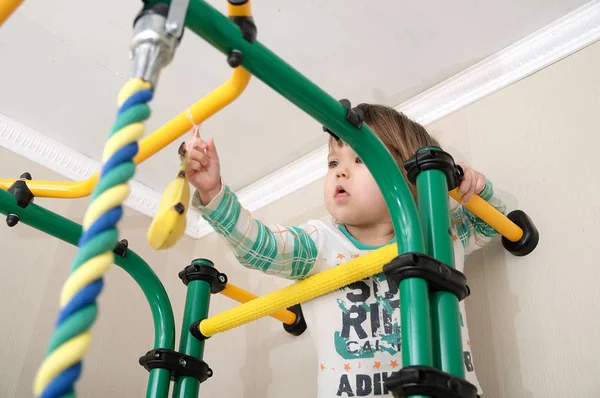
[
  {"x1": 189, "y1": 145, "x2": 206, "y2": 162},
  {"x1": 204, "y1": 137, "x2": 218, "y2": 158},
  {"x1": 458, "y1": 168, "x2": 472, "y2": 196},
  {"x1": 475, "y1": 174, "x2": 486, "y2": 194},
  {"x1": 188, "y1": 159, "x2": 203, "y2": 172}
]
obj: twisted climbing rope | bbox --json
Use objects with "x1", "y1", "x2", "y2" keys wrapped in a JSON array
[{"x1": 33, "y1": 78, "x2": 153, "y2": 398}]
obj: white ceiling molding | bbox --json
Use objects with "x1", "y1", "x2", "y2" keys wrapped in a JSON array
[
  {"x1": 398, "y1": 0, "x2": 600, "y2": 125},
  {"x1": 2, "y1": 1, "x2": 600, "y2": 240}
]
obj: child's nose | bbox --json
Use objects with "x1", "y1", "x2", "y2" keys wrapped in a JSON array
[{"x1": 336, "y1": 167, "x2": 349, "y2": 178}]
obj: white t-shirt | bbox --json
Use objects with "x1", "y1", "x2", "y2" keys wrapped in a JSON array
[{"x1": 300, "y1": 220, "x2": 481, "y2": 397}]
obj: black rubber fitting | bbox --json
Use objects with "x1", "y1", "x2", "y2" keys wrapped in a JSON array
[
  {"x1": 189, "y1": 321, "x2": 209, "y2": 341},
  {"x1": 6, "y1": 214, "x2": 19, "y2": 227},
  {"x1": 133, "y1": 2, "x2": 169, "y2": 27},
  {"x1": 404, "y1": 147, "x2": 463, "y2": 190},
  {"x1": 322, "y1": 98, "x2": 365, "y2": 141},
  {"x1": 230, "y1": 16, "x2": 257, "y2": 42},
  {"x1": 139, "y1": 348, "x2": 213, "y2": 383},
  {"x1": 227, "y1": 50, "x2": 243, "y2": 67},
  {"x1": 386, "y1": 365, "x2": 478, "y2": 398},
  {"x1": 113, "y1": 239, "x2": 129, "y2": 257},
  {"x1": 283, "y1": 304, "x2": 307, "y2": 336},
  {"x1": 383, "y1": 253, "x2": 470, "y2": 301},
  {"x1": 8, "y1": 173, "x2": 34, "y2": 208},
  {"x1": 178, "y1": 261, "x2": 227, "y2": 293},
  {"x1": 501, "y1": 210, "x2": 539, "y2": 256}
]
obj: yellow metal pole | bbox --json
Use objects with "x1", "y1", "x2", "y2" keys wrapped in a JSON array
[
  {"x1": 220, "y1": 283, "x2": 297, "y2": 326},
  {"x1": 0, "y1": 68, "x2": 251, "y2": 198},
  {"x1": 0, "y1": 0, "x2": 23, "y2": 27},
  {"x1": 197, "y1": 243, "x2": 398, "y2": 338},
  {"x1": 449, "y1": 187, "x2": 523, "y2": 242}
]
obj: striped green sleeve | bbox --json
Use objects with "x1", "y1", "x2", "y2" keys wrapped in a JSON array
[
  {"x1": 451, "y1": 179, "x2": 507, "y2": 259},
  {"x1": 191, "y1": 184, "x2": 319, "y2": 280}
]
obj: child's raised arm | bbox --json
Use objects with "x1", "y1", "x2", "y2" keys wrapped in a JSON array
[
  {"x1": 187, "y1": 132, "x2": 319, "y2": 280},
  {"x1": 191, "y1": 186, "x2": 320, "y2": 280}
]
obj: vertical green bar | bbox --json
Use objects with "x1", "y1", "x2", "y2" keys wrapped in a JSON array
[
  {"x1": 172, "y1": 259, "x2": 213, "y2": 398},
  {"x1": 416, "y1": 166, "x2": 464, "y2": 378}
]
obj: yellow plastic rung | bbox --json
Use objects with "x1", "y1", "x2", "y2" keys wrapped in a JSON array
[
  {"x1": 220, "y1": 283, "x2": 297, "y2": 325},
  {"x1": 198, "y1": 243, "x2": 398, "y2": 338},
  {"x1": 449, "y1": 188, "x2": 523, "y2": 242}
]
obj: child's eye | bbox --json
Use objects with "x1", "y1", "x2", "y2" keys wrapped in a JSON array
[
  {"x1": 355, "y1": 157, "x2": 363, "y2": 164},
  {"x1": 328, "y1": 160, "x2": 338, "y2": 169}
]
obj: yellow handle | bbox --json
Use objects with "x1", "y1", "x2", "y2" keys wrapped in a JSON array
[
  {"x1": 220, "y1": 283, "x2": 297, "y2": 326},
  {"x1": 0, "y1": 67, "x2": 251, "y2": 198},
  {"x1": 199, "y1": 244, "x2": 398, "y2": 338},
  {"x1": 449, "y1": 188, "x2": 523, "y2": 242},
  {"x1": 0, "y1": 0, "x2": 23, "y2": 27}
]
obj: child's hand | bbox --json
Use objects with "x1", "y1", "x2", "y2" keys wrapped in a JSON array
[
  {"x1": 457, "y1": 161, "x2": 486, "y2": 204},
  {"x1": 186, "y1": 130, "x2": 222, "y2": 205}
]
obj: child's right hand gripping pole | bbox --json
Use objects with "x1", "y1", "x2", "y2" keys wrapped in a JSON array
[{"x1": 449, "y1": 184, "x2": 539, "y2": 257}]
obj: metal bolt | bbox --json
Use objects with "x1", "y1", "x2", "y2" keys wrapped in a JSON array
[
  {"x1": 165, "y1": 20, "x2": 179, "y2": 35},
  {"x1": 179, "y1": 357, "x2": 187, "y2": 367},
  {"x1": 218, "y1": 275, "x2": 226, "y2": 283},
  {"x1": 207, "y1": 369, "x2": 213, "y2": 377},
  {"x1": 154, "y1": 353, "x2": 160, "y2": 358}
]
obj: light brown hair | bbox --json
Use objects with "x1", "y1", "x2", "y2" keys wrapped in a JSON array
[{"x1": 329, "y1": 103, "x2": 441, "y2": 196}]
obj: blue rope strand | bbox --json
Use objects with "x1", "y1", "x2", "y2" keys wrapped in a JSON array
[
  {"x1": 117, "y1": 90, "x2": 153, "y2": 115},
  {"x1": 56, "y1": 280, "x2": 103, "y2": 326},
  {"x1": 78, "y1": 207, "x2": 123, "y2": 247},
  {"x1": 39, "y1": 364, "x2": 82, "y2": 398},
  {"x1": 100, "y1": 144, "x2": 138, "y2": 177}
]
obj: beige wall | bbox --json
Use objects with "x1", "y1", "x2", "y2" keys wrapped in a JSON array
[
  {"x1": 3, "y1": 40, "x2": 600, "y2": 398},
  {"x1": 427, "y1": 41, "x2": 600, "y2": 397}
]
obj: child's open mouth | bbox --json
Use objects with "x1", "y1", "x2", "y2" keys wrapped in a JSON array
[{"x1": 334, "y1": 185, "x2": 350, "y2": 202}]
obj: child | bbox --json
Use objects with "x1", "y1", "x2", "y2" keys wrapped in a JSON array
[{"x1": 187, "y1": 103, "x2": 506, "y2": 397}]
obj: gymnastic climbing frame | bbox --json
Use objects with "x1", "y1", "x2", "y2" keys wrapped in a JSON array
[{"x1": 0, "y1": 1, "x2": 539, "y2": 398}]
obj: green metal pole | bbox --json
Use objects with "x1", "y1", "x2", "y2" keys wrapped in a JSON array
[
  {"x1": 145, "y1": 1, "x2": 432, "y2": 381},
  {"x1": 416, "y1": 164, "x2": 464, "y2": 378},
  {"x1": 0, "y1": 187, "x2": 176, "y2": 397},
  {"x1": 172, "y1": 259, "x2": 213, "y2": 398}
]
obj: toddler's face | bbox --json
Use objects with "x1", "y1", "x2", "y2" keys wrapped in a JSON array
[{"x1": 324, "y1": 141, "x2": 390, "y2": 227}]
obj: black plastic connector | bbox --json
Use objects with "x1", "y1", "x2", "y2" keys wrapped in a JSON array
[
  {"x1": 134, "y1": 2, "x2": 170, "y2": 26},
  {"x1": 189, "y1": 320, "x2": 209, "y2": 341},
  {"x1": 323, "y1": 99, "x2": 365, "y2": 141},
  {"x1": 139, "y1": 348, "x2": 213, "y2": 383},
  {"x1": 8, "y1": 172, "x2": 34, "y2": 207},
  {"x1": 501, "y1": 210, "x2": 539, "y2": 256},
  {"x1": 178, "y1": 260, "x2": 227, "y2": 293},
  {"x1": 383, "y1": 253, "x2": 470, "y2": 301},
  {"x1": 283, "y1": 304, "x2": 307, "y2": 336},
  {"x1": 386, "y1": 366, "x2": 478, "y2": 398},
  {"x1": 6, "y1": 172, "x2": 34, "y2": 227},
  {"x1": 230, "y1": 16, "x2": 257, "y2": 43},
  {"x1": 113, "y1": 239, "x2": 129, "y2": 257},
  {"x1": 227, "y1": 50, "x2": 243, "y2": 68},
  {"x1": 404, "y1": 147, "x2": 463, "y2": 190}
]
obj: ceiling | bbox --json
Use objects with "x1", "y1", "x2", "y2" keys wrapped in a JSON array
[{"x1": 0, "y1": 0, "x2": 591, "y2": 193}]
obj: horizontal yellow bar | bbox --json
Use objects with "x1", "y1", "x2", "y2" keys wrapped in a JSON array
[
  {"x1": 449, "y1": 188, "x2": 523, "y2": 242},
  {"x1": 220, "y1": 283, "x2": 297, "y2": 325},
  {"x1": 0, "y1": 67, "x2": 252, "y2": 198},
  {"x1": 198, "y1": 243, "x2": 398, "y2": 338},
  {"x1": 0, "y1": 0, "x2": 23, "y2": 27}
]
